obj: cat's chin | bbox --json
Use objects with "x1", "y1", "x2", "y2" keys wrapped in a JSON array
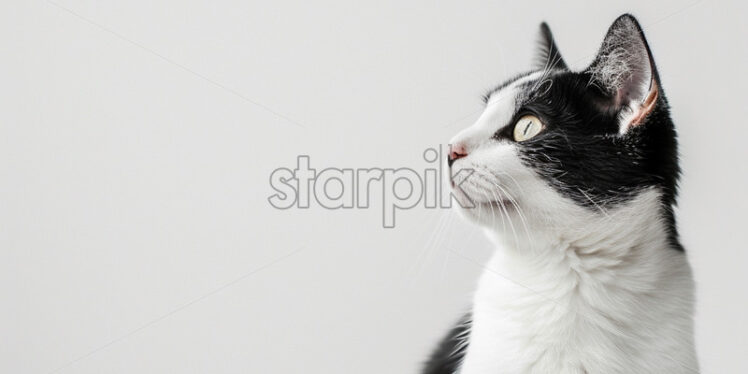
[
  {"x1": 449, "y1": 178, "x2": 520, "y2": 227},
  {"x1": 454, "y1": 199, "x2": 517, "y2": 227}
]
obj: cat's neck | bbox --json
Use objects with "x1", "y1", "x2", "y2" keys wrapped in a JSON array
[
  {"x1": 461, "y1": 189, "x2": 697, "y2": 373},
  {"x1": 479, "y1": 188, "x2": 687, "y2": 323},
  {"x1": 486, "y1": 188, "x2": 673, "y2": 256}
]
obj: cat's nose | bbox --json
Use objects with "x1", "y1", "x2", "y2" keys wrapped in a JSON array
[{"x1": 447, "y1": 143, "x2": 468, "y2": 167}]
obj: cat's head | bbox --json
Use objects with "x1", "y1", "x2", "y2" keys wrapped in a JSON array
[{"x1": 448, "y1": 14, "x2": 681, "y2": 249}]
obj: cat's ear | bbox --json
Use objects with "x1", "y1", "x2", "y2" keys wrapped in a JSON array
[
  {"x1": 585, "y1": 14, "x2": 660, "y2": 132},
  {"x1": 533, "y1": 22, "x2": 567, "y2": 71}
]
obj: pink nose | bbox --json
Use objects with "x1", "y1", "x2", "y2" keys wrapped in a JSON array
[{"x1": 448, "y1": 143, "x2": 468, "y2": 167}]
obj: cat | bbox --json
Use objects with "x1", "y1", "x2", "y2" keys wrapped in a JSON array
[{"x1": 423, "y1": 14, "x2": 697, "y2": 374}]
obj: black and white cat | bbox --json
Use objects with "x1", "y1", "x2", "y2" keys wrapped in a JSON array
[{"x1": 424, "y1": 14, "x2": 697, "y2": 374}]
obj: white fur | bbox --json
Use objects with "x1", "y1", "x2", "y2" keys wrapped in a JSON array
[{"x1": 448, "y1": 76, "x2": 697, "y2": 373}]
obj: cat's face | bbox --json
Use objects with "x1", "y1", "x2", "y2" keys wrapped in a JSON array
[{"x1": 448, "y1": 15, "x2": 680, "y2": 246}]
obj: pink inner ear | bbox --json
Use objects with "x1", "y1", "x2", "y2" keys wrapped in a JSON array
[{"x1": 627, "y1": 81, "x2": 659, "y2": 129}]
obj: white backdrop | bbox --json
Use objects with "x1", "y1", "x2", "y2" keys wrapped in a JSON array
[{"x1": 2, "y1": 0, "x2": 746, "y2": 373}]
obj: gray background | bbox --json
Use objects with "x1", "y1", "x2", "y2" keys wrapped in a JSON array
[{"x1": 1, "y1": 0, "x2": 746, "y2": 373}]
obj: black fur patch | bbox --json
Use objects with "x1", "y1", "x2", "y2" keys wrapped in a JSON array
[{"x1": 422, "y1": 314, "x2": 471, "y2": 374}]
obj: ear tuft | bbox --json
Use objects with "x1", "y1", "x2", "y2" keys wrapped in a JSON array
[
  {"x1": 586, "y1": 14, "x2": 661, "y2": 132},
  {"x1": 534, "y1": 22, "x2": 567, "y2": 71},
  {"x1": 587, "y1": 15, "x2": 656, "y2": 106}
]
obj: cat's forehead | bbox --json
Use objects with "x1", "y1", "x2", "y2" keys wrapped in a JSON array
[
  {"x1": 484, "y1": 71, "x2": 547, "y2": 104},
  {"x1": 475, "y1": 71, "x2": 554, "y2": 130},
  {"x1": 483, "y1": 69, "x2": 574, "y2": 115}
]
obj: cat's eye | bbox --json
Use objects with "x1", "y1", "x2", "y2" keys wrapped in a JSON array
[{"x1": 513, "y1": 115, "x2": 544, "y2": 142}]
